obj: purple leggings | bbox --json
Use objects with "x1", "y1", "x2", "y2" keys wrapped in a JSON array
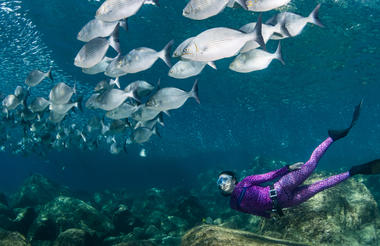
[{"x1": 274, "y1": 137, "x2": 350, "y2": 208}]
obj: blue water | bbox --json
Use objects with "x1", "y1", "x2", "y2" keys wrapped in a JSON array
[{"x1": 0, "y1": 0, "x2": 379, "y2": 193}]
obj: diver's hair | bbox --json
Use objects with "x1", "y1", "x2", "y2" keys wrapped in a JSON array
[{"x1": 218, "y1": 170, "x2": 238, "y2": 184}]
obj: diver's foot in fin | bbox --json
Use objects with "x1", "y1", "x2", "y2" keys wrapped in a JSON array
[
  {"x1": 350, "y1": 159, "x2": 380, "y2": 176},
  {"x1": 328, "y1": 99, "x2": 363, "y2": 141}
]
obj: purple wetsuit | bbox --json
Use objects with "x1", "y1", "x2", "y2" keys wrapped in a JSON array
[{"x1": 230, "y1": 137, "x2": 351, "y2": 218}]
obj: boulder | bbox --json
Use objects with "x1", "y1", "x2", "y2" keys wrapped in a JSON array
[
  {"x1": 113, "y1": 204, "x2": 143, "y2": 234},
  {"x1": 260, "y1": 173, "x2": 380, "y2": 246},
  {"x1": 103, "y1": 235, "x2": 157, "y2": 246},
  {"x1": 28, "y1": 196, "x2": 113, "y2": 241},
  {"x1": 181, "y1": 225, "x2": 309, "y2": 246},
  {"x1": 0, "y1": 227, "x2": 30, "y2": 246},
  {"x1": 11, "y1": 174, "x2": 70, "y2": 208},
  {"x1": 12, "y1": 207, "x2": 37, "y2": 235},
  {"x1": 111, "y1": 241, "x2": 157, "y2": 246},
  {"x1": 53, "y1": 228, "x2": 99, "y2": 246},
  {"x1": 172, "y1": 195, "x2": 206, "y2": 227}
]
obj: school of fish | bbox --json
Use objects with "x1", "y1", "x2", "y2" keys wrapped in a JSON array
[{"x1": 0, "y1": 0, "x2": 324, "y2": 156}]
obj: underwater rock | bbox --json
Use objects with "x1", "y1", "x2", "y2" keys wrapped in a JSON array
[
  {"x1": 31, "y1": 240, "x2": 52, "y2": 246},
  {"x1": 53, "y1": 228, "x2": 99, "y2": 246},
  {"x1": 173, "y1": 195, "x2": 207, "y2": 227},
  {"x1": 28, "y1": 196, "x2": 113, "y2": 241},
  {"x1": 12, "y1": 207, "x2": 37, "y2": 235},
  {"x1": 181, "y1": 225, "x2": 310, "y2": 246},
  {"x1": 260, "y1": 173, "x2": 380, "y2": 246},
  {"x1": 11, "y1": 174, "x2": 70, "y2": 208},
  {"x1": 113, "y1": 204, "x2": 144, "y2": 234},
  {"x1": 111, "y1": 241, "x2": 157, "y2": 246},
  {"x1": 0, "y1": 227, "x2": 31, "y2": 246}
]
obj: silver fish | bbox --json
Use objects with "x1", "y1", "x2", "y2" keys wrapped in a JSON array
[
  {"x1": 173, "y1": 37, "x2": 194, "y2": 58},
  {"x1": 49, "y1": 102, "x2": 78, "y2": 115},
  {"x1": 96, "y1": 0, "x2": 158, "y2": 22},
  {"x1": 183, "y1": 0, "x2": 247, "y2": 20},
  {"x1": 105, "y1": 102, "x2": 139, "y2": 120},
  {"x1": 131, "y1": 104, "x2": 161, "y2": 122},
  {"x1": 109, "y1": 119, "x2": 129, "y2": 133},
  {"x1": 104, "y1": 54, "x2": 128, "y2": 78},
  {"x1": 2, "y1": 95, "x2": 21, "y2": 110},
  {"x1": 21, "y1": 108, "x2": 37, "y2": 121},
  {"x1": 85, "y1": 93, "x2": 100, "y2": 109},
  {"x1": 110, "y1": 137, "x2": 123, "y2": 154},
  {"x1": 120, "y1": 40, "x2": 174, "y2": 74},
  {"x1": 245, "y1": 0, "x2": 290, "y2": 12},
  {"x1": 28, "y1": 97, "x2": 50, "y2": 113},
  {"x1": 25, "y1": 68, "x2": 53, "y2": 87},
  {"x1": 77, "y1": 19, "x2": 126, "y2": 42},
  {"x1": 14, "y1": 86, "x2": 28, "y2": 99},
  {"x1": 134, "y1": 114, "x2": 164, "y2": 129},
  {"x1": 267, "y1": 4, "x2": 323, "y2": 39},
  {"x1": 74, "y1": 37, "x2": 110, "y2": 68},
  {"x1": 239, "y1": 22, "x2": 283, "y2": 53},
  {"x1": 169, "y1": 60, "x2": 216, "y2": 79},
  {"x1": 82, "y1": 56, "x2": 113, "y2": 75},
  {"x1": 48, "y1": 111, "x2": 66, "y2": 124},
  {"x1": 132, "y1": 127, "x2": 158, "y2": 144},
  {"x1": 146, "y1": 80, "x2": 200, "y2": 111},
  {"x1": 94, "y1": 80, "x2": 112, "y2": 92},
  {"x1": 124, "y1": 80, "x2": 155, "y2": 98},
  {"x1": 49, "y1": 82, "x2": 76, "y2": 105},
  {"x1": 181, "y1": 16, "x2": 264, "y2": 62},
  {"x1": 229, "y1": 42, "x2": 284, "y2": 73},
  {"x1": 95, "y1": 88, "x2": 136, "y2": 111}
]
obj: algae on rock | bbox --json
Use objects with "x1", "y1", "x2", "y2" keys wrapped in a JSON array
[{"x1": 181, "y1": 225, "x2": 310, "y2": 246}]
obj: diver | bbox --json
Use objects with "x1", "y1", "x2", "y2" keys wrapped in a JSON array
[{"x1": 217, "y1": 101, "x2": 380, "y2": 218}]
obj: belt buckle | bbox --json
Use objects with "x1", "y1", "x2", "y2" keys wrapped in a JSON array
[{"x1": 269, "y1": 188, "x2": 277, "y2": 198}]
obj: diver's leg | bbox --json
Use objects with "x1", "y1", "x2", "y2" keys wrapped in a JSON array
[
  {"x1": 275, "y1": 101, "x2": 362, "y2": 201},
  {"x1": 285, "y1": 172, "x2": 350, "y2": 207},
  {"x1": 275, "y1": 137, "x2": 334, "y2": 195}
]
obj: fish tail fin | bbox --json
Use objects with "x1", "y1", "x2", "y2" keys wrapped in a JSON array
[
  {"x1": 274, "y1": 41, "x2": 285, "y2": 65},
  {"x1": 308, "y1": 4, "x2": 324, "y2": 27},
  {"x1": 159, "y1": 40, "x2": 174, "y2": 67},
  {"x1": 128, "y1": 90, "x2": 141, "y2": 104},
  {"x1": 272, "y1": 22, "x2": 287, "y2": 38},
  {"x1": 110, "y1": 77, "x2": 121, "y2": 88},
  {"x1": 153, "y1": 127, "x2": 161, "y2": 138},
  {"x1": 80, "y1": 131, "x2": 87, "y2": 143},
  {"x1": 77, "y1": 95, "x2": 84, "y2": 112},
  {"x1": 190, "y1": 79, "x2": 200, "y2": 104},
  {"x1": 109, "y1": 24, "x2": 121, "y2": 53},
  {"x1": 158, "y1": 113, "x2": 165, "y2": 126},
  {"x1": 119, "y1": 19, "x2": 128, "y2": 31},
  {"x1": 145, "y1": 0, "x2": 159, "y2": 7},
  {"x1": 234, "y1": 0, "x2": 248, "y2": 10},
  {"x1": 47, "y1": 67, "x2": 54, "y2": 81},
  {"x1": 73, "y1": 82, "x2": 77, "y2": 94},
  {"x1": 251, "y1": 14, "x2": 265, "y2": 51},
  {"x1": 207, "y1": 61, "x2": 217, "y2": 70}
]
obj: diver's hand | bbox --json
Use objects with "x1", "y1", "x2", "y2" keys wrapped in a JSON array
[{"x1": 289, "y1": 162, "x2": 304, "y2": 171}]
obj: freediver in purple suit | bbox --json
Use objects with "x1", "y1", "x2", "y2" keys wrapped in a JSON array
[{"x1": 217, "y1": 101, "x2": 380, "y2": 218}]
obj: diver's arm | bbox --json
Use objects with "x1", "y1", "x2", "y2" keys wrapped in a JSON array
[
  {"x1": 241, "y1": 162, "x2": 304, "y2": 185},
  {"x1": 242, "y1": 166, "x2": 290, "y2": 185}
]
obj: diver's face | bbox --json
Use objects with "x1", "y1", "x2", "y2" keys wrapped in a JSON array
[{"x1": 217, "y1": 174, "x2": 236, "y2": 194}]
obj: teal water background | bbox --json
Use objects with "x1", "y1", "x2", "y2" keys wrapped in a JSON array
[{"x1": 0, "y1": 0, "x2": 379, "y2": 192}]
